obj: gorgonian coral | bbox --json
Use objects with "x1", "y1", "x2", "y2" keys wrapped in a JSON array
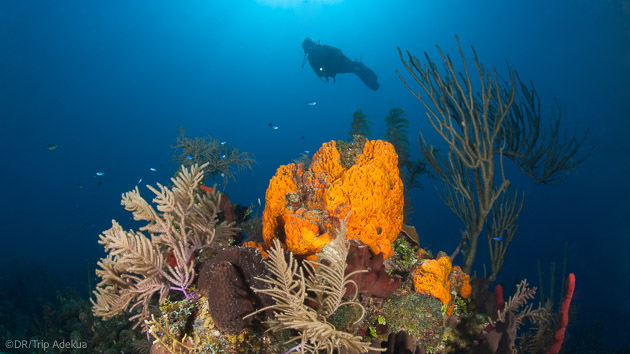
[{"x1": 91, "y1": 164, "x2": 237, "y2": 330}]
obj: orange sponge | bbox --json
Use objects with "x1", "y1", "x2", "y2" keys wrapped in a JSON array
[
  {"x1": 262, "y1": 139, "x2": 404, "y2": 258},
  {"x1": 411, "y1": 253, "x2": 472, "y2": 315},
  {"x1": 412, "y1": 255, "x2": 453, "y2": 307}
]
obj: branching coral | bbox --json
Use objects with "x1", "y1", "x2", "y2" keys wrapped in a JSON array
[
  {"x1": 246, "y1": 221, "x2": 382, "y2": 353},
  {"x1": 91, "y1": 163, "x2": 238, "y2": 331},
  {"x1": 397, "y1": 36, "x2": 592, "y2": 280},
  {"x1": 262, "y1": 139, "x2": 404, "y2": 259},
  {"x1": 491, "y1": 279, "x2": 546, "y2": 328}
]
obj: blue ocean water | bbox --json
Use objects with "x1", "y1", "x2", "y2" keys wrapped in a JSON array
[{"x1": 1, "y1": 0, "x2": 629, "y2": 351}]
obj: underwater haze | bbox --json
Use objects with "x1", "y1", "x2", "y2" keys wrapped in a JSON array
[{"x1": 1, "y1": 0, "x2": 629, "y2": 352}]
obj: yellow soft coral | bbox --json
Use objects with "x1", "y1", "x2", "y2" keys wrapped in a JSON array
[{"x1": 262, "y1": 139, "x2": 404, "y2": 259}]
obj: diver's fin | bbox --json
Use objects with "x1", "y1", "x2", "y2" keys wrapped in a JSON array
[
  {"x1": 353, "y1": 61, "x2": 379, "y2": 90},
  {"x1": 302, "y1": 53, "x2": 308, "y2": 68}
]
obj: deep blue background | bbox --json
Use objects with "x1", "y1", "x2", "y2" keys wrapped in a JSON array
[{"x1": 1, "y1": 0, "x2": 629, "y2": 349}]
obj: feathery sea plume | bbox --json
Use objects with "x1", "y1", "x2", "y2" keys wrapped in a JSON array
[
  {"x1": 91, "y1": 163, "x2": 237, "y2": 331},
  {"x1": 246, "y1": 219, "x2": 383, "y2": 353}
]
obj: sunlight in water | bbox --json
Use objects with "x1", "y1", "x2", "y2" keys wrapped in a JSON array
[{"x1": 255, "y1": 0, "x2": 343, "y2": 7}]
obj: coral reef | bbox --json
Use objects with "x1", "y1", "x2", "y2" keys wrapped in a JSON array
[
  {"x1": 262, "y1": 138, "x2": 404, "y2": 259},
  {"x1": 91, "y1": 164, "x2": 237, "y2": 330},
  {"x1": 86, "y1": 133, "x2": 575, "y2": 353}
]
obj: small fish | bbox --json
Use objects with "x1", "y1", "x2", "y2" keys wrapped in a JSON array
[
  {"x1": 257, "y1": 198, "x2": 261, "y2": 207},
  {"x1": 200, "y1": 185, "x2": 213, "y2": 194},
  {"x1": 137, "y1": 178, "x2": 142, "y2": 184},
  {"x1": 305, "y1": 100, "x2": 317, "y2": 106},
  {"x1": 220, "y1": 140, "x2": 228, "y2": 145},
  {"x1": 185, "y1": 155, "x2": 193, "y2": 160},
  {"x1": 304, "y1": 150, "x2": 310, "y2": 154},
  {"x1": 220, "y1": 172, "x2": 225, "y2": 177},
  {"x1": 219, "y1": 154, "x2": 226, "y2": 159},
  {"x1": 150, "y1": 168, "x2": 157, "y2": 172},
  {"x1": 46, "y1": 144, "x2": 57, "y2": 150},
  {"x1": 95, "y1": 172, "x2": 104, "y2": 176},
  {"x1": 272, "y1": 125, "x2": 279, "y2": 130},
  {"x1": 492, "y1": 237, "x2": 502, "y2": 241}
]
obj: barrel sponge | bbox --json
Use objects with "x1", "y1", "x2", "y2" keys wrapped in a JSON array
[
  {"x1": 307, "y1": 140, "x2": 346, "y2": 209},
  {"x1": 325, "y1": 140, "x2": 404, "y2": 258},
  {"x1": 262, "y1": 139, "x2": 404, "y2": 259},
  {"x1": 262, "y1": 163, "x2": 304, "y2": 246}
]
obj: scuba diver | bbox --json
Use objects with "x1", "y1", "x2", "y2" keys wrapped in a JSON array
[{"x1": 301, "y1": 37, "x2": 380, "y2": 91}]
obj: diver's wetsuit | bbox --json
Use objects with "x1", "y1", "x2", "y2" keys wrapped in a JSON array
[{"x1": 302, "y1": 38, "x2": 379, "y2": 91}]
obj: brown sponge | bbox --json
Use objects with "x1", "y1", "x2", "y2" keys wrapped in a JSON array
[{"x1": 197, "y1": 246, "x2": 272, "y2": 334}]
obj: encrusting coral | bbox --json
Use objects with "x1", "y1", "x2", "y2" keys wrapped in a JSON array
[
  {"x1": 261, "y1": 138, "x2": 404, "y2": 259},
  {"x1": 91, "y1": 163, "x2": 238, "y2": 331}
]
